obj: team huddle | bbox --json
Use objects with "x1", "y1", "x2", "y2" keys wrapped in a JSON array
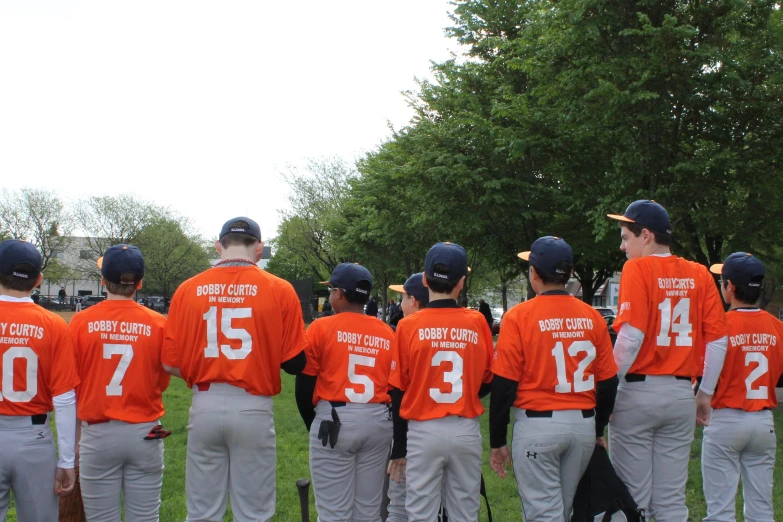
[{"x1": 0, "y1": 200, "x2": 780, "y2": 522}]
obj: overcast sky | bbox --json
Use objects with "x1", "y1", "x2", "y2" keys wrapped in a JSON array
[{"x1": 0, "y1": 1, "x2": 459, "y2": 240}]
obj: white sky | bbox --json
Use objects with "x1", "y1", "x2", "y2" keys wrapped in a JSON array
[{"x1": 0, "y1": 0, "x2": 459, "y2": 240}]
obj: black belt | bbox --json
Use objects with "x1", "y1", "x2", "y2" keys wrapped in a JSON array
[
  {"x1": 625, "y1": 373, "x2": 691, "y2": 383},
  {"x1": 329, "y1": 401, "x2": 346, "y2": 408},
  {"x1": 525, "y1": 409, "x2": 594, "y2": 418},
  {"x1": 31, "y1": 413, "x2": 47, "y2": 425}
]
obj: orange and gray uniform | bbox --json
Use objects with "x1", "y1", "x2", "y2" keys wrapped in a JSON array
[
  {"x1": 162, "y1": 264, "x2": 307, "y2": 522},
  {"x1": 0, "y1": 297, "x2": 79, "y2": 522},
  {"x1": 70, "y1": 300, "x2": 169, "y2": 522}
]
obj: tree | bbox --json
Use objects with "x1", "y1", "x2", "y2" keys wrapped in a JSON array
[
  {"x1": 134, "y1": 217, "x2": 211, "y2": 299},
  {"x1": 0, "y1": 188, "x2": 73, "y2": 271}
]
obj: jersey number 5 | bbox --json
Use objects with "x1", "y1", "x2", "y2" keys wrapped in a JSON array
[
  {"x1": 203, "y1": 307, "x2": 253, "y2": 360},
  {"x1": 552, "y1": 341, "x2": 596, "y2": 393}
]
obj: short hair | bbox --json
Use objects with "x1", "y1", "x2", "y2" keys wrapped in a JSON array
[
  {"x1": 724, "y1": 279, "x2": 762, "y2": 306},
  {"x1": 425, "y1": 266, "x2": 460, "y2": 295},
  {"x1": 620, "y1": 222, "x2": 672, "y2": 247},
  {"x1": 343, "y1": 281, "x2": 371, "y2": 306},
  {"x1": 0, "y1": 264, "x2": 38, "y2": 292},
  {"x1": 533, "y1": 262, "x2": 572, "y2": 286},
  {"x1": 219, "y1": 220, "x2": 260, "y2": 249},
  {"x1": 104, "y1": 273, "x2": 140, "y2": 298}
]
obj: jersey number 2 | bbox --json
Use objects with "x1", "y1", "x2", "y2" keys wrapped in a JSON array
[
  {"x1": 745, "y1": 352, "x2": 769, "y2": 400},
  {"x1": 552, "y1": 341, "x2": 596, "y2": 393},
  {"x1": 203, "y1": 307, "x2": 252, "y2": 360}
]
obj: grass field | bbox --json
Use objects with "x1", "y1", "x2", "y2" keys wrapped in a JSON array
[{"x1": 5, "y1": 310, "x2": 783, "y2": 520}]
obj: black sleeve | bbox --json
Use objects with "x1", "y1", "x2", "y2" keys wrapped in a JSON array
[
  {"x1": 294, "y1": 373, "x2": 317, "y2": 431},
  {"x1": 595, "y1": 375, "x2": 619, "y2": 437},
  {"x1": 478, "y1": 381, "x2": 492, "y2": 399},
  {"x1": 390, "y1": 387, "x2": 408, "y2": 459},
  {"x1": 489, "y1": 375, "x2": 518, "y2": 449},
  {"x1": 776, "y1": 372, "x2": 783, "y2": 388},
  {"x1": 281, "y1": 350, "x2": 306, "y2": 375}
]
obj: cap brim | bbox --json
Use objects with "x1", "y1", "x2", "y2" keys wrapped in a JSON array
[
  {"x1": 388, "y1": 284, "x2": 406, "y2": 293},
  {"x1": 96, "y1": 256, "x2": 104, "y2": 269},
  {"x1": 319, "y1": 281, "x2": 332, "y2": 286},
  {"x1": 709, "y1": 264, "x2": 723, "y2": 275},
  {"x1": 518, "y1": 251, "x2": 531, "y2": 261},
  {"x1": 607, "y1": 214, "x2": 635, "y2": 223}
]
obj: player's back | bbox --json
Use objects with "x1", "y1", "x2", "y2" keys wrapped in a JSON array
[
  {"x1": 0, "y1": 300, "x2": 78, "y2": 416},
  {"x1": 70, "y1": 299, "x2": 168, "y2": 423},
  {"x1": 393, "y1": 306, "x2": 493, "y2": 421},
  {"x1": 496, "y1": 294, "x2": 616, "y2": 411},
  {"x1": 304, "y1": 313, "x2": 394, "y2": 404},
  {"x1": 712, "y1": 309, "x2": 783, "y2": 411},
  {"x1": 163, "y1": 265, "x2": 305, "y2": 396},
  {"x1": 615, "y1": 255, "x2": 726, "y2": 377}
]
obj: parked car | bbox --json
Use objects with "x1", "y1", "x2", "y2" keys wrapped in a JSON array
[
  {"x1": 38, "y1": 296, "x2": 61, "y2": 306},
  {"x1": 76, "y1": 295, "x2": 106, "y2": 310},
  {"x1": 604, "y1": 314, "x2": 617, "y2": 345},
  {"x1": 145, "y1": 296, "x2": 166, "y2": 312},
  {"x1": 593, "y1": 307, "x2": 616, "y2": 318}
]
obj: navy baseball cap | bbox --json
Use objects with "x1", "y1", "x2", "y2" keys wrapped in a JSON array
[
  {"x1": 607, "y1": 200, "x2": 671, "y2": 235},
  {"x1": 97, "y1": 244, "x2": 145, "y2": 285},
  {"x1": 425, "y1": 242, "x2": 468, "y2": 281},
  {"x1": 389, "y1": 272, "x2": 429, "y2": 305},
  {"x1": 0, "y1": 239, "x2": 42, "y2": 280},
  {"x1": 322, "y1": 263, "x2": 373, "y2": 296},
  {"x1": 219, "y1": 217, "x2": 261, "y2": 241},
  {"x1": 518, "y1": 236, "x2": 573, "y2": 275},
  {"x1": 710, "y1": 252, "x2": 765, "y2": 287}
]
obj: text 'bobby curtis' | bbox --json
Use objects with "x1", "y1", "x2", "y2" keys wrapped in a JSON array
[
  {"x1": 87, "y1": 321, "x2": 153, "y2": 337},
  {"x1": 337, "y1": 331, "x2": 391, "y2": 351},
  {"x1": 730, "y1": 333, "x2": 777, "y2": 349},
  {"x1": 0, "y1": 322, "x2": 45, "y2": 339}
]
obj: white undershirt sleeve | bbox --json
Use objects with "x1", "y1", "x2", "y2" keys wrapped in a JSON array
[
  {"x1": 613, "y1": 323, "x2": 645, "y2": 380},
  {"x1": 698, "y1": 336, "x2": 729, "y2": 396},
  {"x1": 52, "y1": 389, "x2": 77, "y2": 468}
]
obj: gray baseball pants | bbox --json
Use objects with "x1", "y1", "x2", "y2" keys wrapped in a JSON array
[
  {"x1": 79, "y1": 419, "x2": 164, "y2": 522},
  {"x1": 511, "y1": 408, "x2": 596, "y2": 522},
  {"x1": 702, "y1": 408, "x2": 776, "y2": 522},
  {"x1": 610, "y1": 375, "x2": 695, "y2": 522},
  {"x1": 405, "y1": 416, "x2": 482, "y2": 522},
  {"x1": 185, "y1": 383, "x2": 276, "y2": 522},
  {"x1": 309, "y1": 401, "x2": 392, "y2": 522},
  {"x1": 0, "y1": 414, "x2": 58, "y2": 522}
]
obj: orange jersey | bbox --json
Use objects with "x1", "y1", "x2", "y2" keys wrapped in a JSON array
[
  {"x1": 0, "y1": 300, "x2": 79, "y2": 416},
  {"x1": 389, "y1": 306, "x2": 494, "y2": 421},
  {"x1": 303, "y1": 313, "x2": 394, "y2": 404},
  {"x1": 70, "y1": 300, "x2": 169, "y2": 423},
  {"x1": 162, "y1": 265, "x2": 306, "y2": 396},
  {"x1": 493, "y1": 294, "x2": 617, "y2": 411},
  {"x1": 613, "y1": 255, "x2": 727, "y2": 377},
  {"x1": 711, "y1": 309, "x2": 783, "y2": 411}
]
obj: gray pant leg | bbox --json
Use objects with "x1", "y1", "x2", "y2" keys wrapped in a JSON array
[
  {"x1": 224, "y1": 394, "x2": 276, "y2": 522},
  {"x1": 309, "y1": 403, "x2": 392, "y2": 522},
  {"x1": 739, "y1": 411, "x2": 776, "y2": 522},
  {"x1": 386, "y1": 470, "x2": 407, "y2": 522},
  {"x1": 610, "y1": 377, "x2": 694, "y2": 521},
  {"x1": 124, "y1": 423, "x2": 165, "y2": 522},
  {"x1": 406, "y1": 417, "x2": 481, "y2": 522},
  {"x1": 80, "y1": 424, "x2": 124, "y2": 522},
  {"x1": 702, "y1": 410, "x2": 744, "y2": 522},
  {"x1": 511, "y1": 410, "x2": 595, "y2": 522},
  {"x1": 1, "y1": 424, "x2": 58, "y2": 522},
  {"x1": 185, "y1": 389, "x2": 230, "y2": 522}
]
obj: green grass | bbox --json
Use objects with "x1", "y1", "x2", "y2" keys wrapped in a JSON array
[{"x1": 6, "y1": 377, "x2": 783, "y2": 520}]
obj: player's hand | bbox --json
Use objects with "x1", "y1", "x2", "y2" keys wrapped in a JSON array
[
  {"x1": 387, "y1": 458, "x2": 406, "y2": 483},
  {"x1": 596, "y1": 436, "x2": 608, "y2": 449},
  {"x1": 55, "y1": 467, "x2": 76, "y2": 497},
  {"x1": 490, "y1": 446, "x2": 512, "y2": 479},
  {"x1": 696, "y1": 390, "x2": 712, "y2": 426}
]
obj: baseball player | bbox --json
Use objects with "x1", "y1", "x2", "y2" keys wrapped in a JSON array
[
  {"x1": 69, "y1": 244, "x2": 170, "y2": 521},
  {"x1": 388, "y1": 242, "x2": 494, "y2": 522},
  {"x1": 489, "y1": 236, "x2": 618, "y2": 521},
  {"x1": 607, "y1": 200, "x2": 728, "y2": 521},
  {"x1": 385, "y1": 273, "x2": 429, "y2": 522},
  {"x1": 0, "y1": 239, "x2": 80, "y2": 520},
  {"x1": 295, "y1": 263, "x2": 395, "y2": 521},
  {"x1": 162, "y1": 217, "x2": 308, "y2": 522},
  {"x1": 701, "y1": 253, "x2": 782, "y2": 521}
]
